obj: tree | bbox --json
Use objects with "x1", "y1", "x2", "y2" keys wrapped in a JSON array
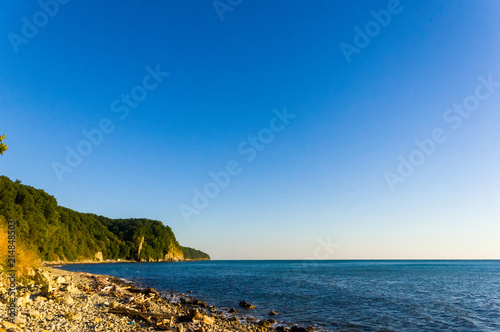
[{"x1": 0, "y1": 135, "x2": 7, "y2": 155}]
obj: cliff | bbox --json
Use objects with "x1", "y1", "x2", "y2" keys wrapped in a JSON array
[{"x1": 0, "y1": 176, "x2": 210, "y2": 262}]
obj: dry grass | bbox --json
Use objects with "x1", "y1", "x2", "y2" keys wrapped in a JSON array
[{"x1": 0, "y1": 215, "x2": 40, "y2": 279}]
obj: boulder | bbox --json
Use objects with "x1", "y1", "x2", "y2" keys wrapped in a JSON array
[
  {"x1": 33, "y1": 270, "x2": 52, "y2": 286},
  {"x1": 61, "y1": 283, "x2": 79, "y2": 294},
  {"x1": 258, "y1": 320, "x2": 273, "y2": 328},
  {"x1": 291, "y1": 326, "x2": 308, "y2": 332},
  {"x1": 60, "y1": 295, "x2": 75, "y2": 306},
  {"x1": 276, "y1": 327, "x2": 290, "y2": 332},
  {"x1": 239, "y1": 300, "x2": 256, "y2": 309},
  {"x1": 55, "y1": 276, "x2": 66, "y2": 284},
  {"x1": 202, "y1": 316, "x2": 214, "y2": 325},
  {"x1": 40, "y1": 284, "x2": 54, "y2": 297}
]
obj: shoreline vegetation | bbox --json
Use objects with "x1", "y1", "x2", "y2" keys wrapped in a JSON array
[
  {"x1": 0, "y1": 175, "x2": 210, "y2": 264},
  {"x1": 0, "y1": 266, "x2": 314, "y2": 332}
]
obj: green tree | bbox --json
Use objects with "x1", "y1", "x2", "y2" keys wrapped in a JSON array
[{"x1": 0, "y1": 134, "x2": 7, "y2": 155}]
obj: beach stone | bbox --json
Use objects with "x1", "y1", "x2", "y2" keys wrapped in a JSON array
[
  {"x1": 60, "y1": 295, "x2": 75, "y2": 305},
  {"x1": 202, "y1": 315, "x2": 214, "y2": 325},
  {"x1": 239, "y1": 301, "x2": 256, "y2": 309},
  {"x1": 228, "y1": 307, "x2": 237, "y2": 313},
  {"x1": 55, "y1": 276, "x2": 66, "y2": 284},
  {"x1": 258, "y1": 320, "x2": 273, "y2": 328},
  {"x1": 28, "y1": 310, "x2": 42, "y2": 319},
  {"x1": 269, "y1": 310, "x2": 279, "y2": 316},
  {"x1": 109, "y1": 301, "x2": 120, "y2": 309},
  {"x1": 291, "y1": 326, "x2": 308, "y2": 332},
  {"x1": 1, "y1": 321, "x2": 22, "y2": 332},
  {"x1": 64, "y1": 283, "x2": 79, "y2": 294},
  {"x1": 35, "y1": 295, "x2": 47, "y2": 303},
  {"x1": 40, "y1": 284, "x2": 54, "y2": 297},
  {"x1": 12, "y1": 317, "x2": 25, "y2": 326},
  {"x1": 64, "y1": 312, "x2": 82, "y2": 321},
  {"x1": 34, "y1": 270, "x2": 53, "y2": 286},
  {"x1": 306, "y1": 327, "x2": 315, "y2": 332},
  {"x1": 276, "y1": 327, "x2": 290, "y2": 332}
]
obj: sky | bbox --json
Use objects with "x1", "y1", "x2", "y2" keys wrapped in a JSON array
[{"x1": 1, "y1": 0, "x2": 500, "y2": 260}]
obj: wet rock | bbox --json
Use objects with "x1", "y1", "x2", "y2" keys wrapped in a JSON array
[
  {"x1": 306, "y1": 326, "x2": 315, "y2": 331},
  {"x1": 258, "y1": 320, "x2": 273, "y2": 328},
  {"x1": 239, "y1": 300, "x2": 256, "y2": 309},
  {"x1": 291, "y1": 326, "x2": 308, "y2": 332},
  {"x1": 276, "y1": 327, "x2": 290, "y2": 332},
  {"x1": 269, "y1": 310, "x2": 280, "y2": 316},
  {"x1": 228, "y1": 307, "x2": 237, "y2": 313},
  {"x1": 181, "y1": 298, "x2": 209, "y2": 307}
]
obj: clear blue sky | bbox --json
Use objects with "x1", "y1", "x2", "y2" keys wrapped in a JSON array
[{"x1": 1, "y1": 0, "x2": 500, "y2": 259}]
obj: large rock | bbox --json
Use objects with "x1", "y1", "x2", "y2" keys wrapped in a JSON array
[
  {"x1": 239, "y1": 301, "x2": 256, "y2": 309},
  {"x1": 61, "y1": 283, "x2": 79, "y2": 294},
  {"x1": 55, "y1": 276, "x2": 66, "y2": 284},
  {"x1": 40, "y1": 284, "x2": 54, "y2": 297},
  {"x1": 59, "y1": 295, "x2": 75, "y2": 305},
  {"x1": 258, "y1": 320, "x2": 273, "y2": 328},
  {"x1": 33, "y1": 270, "x2": 52, "y2": 286}
]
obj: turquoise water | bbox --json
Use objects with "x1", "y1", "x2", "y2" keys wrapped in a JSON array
[{"x1": 59, "y1": 260, "x2": 500, "y2": 331}]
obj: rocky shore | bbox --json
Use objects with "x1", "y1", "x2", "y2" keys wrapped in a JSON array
[{"x1": 0, "y1": 267, "x2": 314, "y2": 332}]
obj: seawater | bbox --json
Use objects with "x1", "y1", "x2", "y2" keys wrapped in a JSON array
[{"x1": 59, "y1": 260, "x2": 500, "y2": 331}]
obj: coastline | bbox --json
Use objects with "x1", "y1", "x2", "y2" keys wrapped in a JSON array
[
  {"x1": 0, "y1": 266, "x2": 313, "y2": 332},
  {"x1": 42, "y1": 258, "x2": 209, "y2": 266}
]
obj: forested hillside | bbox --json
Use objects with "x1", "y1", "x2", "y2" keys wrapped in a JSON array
[{"x1": 0, "y1": 176, "x2": 210, "y2": 262}]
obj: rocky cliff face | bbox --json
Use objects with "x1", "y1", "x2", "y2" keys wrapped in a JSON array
[{"x1": 163, "y1": 243, "x2": 184, "y2": 262}]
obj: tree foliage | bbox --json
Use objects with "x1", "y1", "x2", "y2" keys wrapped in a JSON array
[
  {"x1": 0, "y1": 176, "x2": 210, "y2": 262},
  {"x1": 0, "y1": 135, "x2": 7, "y2": 155}
]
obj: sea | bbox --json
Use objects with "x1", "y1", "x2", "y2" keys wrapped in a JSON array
[{"x1": 58, "y1": 260, "x2": 500, "y2": 331}]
